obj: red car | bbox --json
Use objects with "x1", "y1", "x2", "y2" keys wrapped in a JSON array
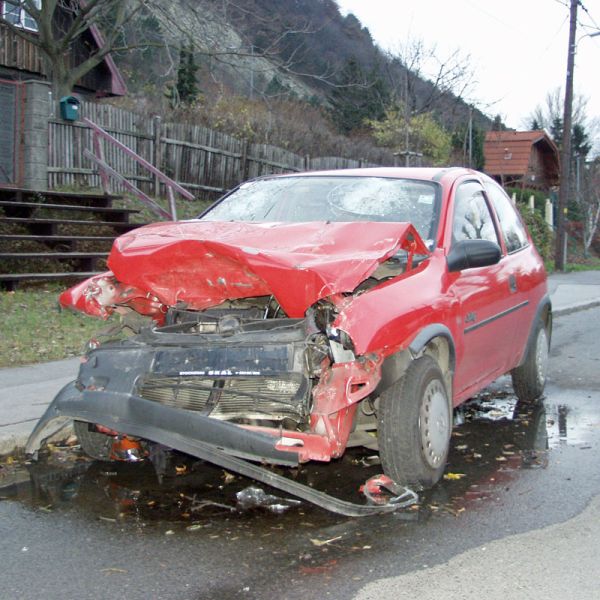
[{"x1": 27, "y1": 168, "x2": 551, "y2": 512}]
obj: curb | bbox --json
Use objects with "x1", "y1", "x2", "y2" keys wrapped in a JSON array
[
  {"x1": 553, "y1": 298, "x2": 600, "y2": 317},
  {"x1": 0, "y1": 426, "x2": 73, "y2": 459}
]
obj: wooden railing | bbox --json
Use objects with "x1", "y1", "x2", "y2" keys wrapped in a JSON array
[{"x1": 83, "y1": 117, "x2": 194, "y2": 220}]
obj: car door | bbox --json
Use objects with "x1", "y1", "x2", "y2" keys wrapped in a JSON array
[
  {"x1": 484, "y1": 180, "x2": 543, "y2": 361},
  {"x1": 447, "y1": 180, "x2": 518, "y2": 400}
]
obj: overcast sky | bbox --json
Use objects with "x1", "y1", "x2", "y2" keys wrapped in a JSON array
[{"x1": 336, "y1": 0, "x2": 600, "y2": 131}]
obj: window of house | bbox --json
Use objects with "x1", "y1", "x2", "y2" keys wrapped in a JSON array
[
  {"x1": 2, "y1": 0, "x2": 40, "y2": 32},
  {"x1": 452, "y1": 181, "x2": 499, "y2": 245},
  {"x1": 485, "y1": 181, "x2": 529, "y2": 253}
]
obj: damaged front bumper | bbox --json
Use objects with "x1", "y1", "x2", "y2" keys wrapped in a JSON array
[
  {"x1": 25, "y1": 380, "x2": 302, "y2": 465},
  {"x1": 26, "y1": 317, "x2": 383, "y2": 466}
]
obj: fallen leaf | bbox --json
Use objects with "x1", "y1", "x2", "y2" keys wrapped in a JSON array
[
  {"x1": 222, "y1": 471, "x2": 236, "y2": 484},
  {"x1": 443, "y1": 472, "x2": 466, "y2": 480},
  {"x1": 101, "y1": 568, "x2": 128, "y2": 574}
]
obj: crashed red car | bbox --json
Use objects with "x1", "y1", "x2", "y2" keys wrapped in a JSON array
[{"x1": 27, "y1": 167, "x2": 551, "y2": 512}]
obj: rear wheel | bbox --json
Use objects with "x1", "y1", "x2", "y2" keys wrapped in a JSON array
[
  {"x1": 377, "y1": 355, "x2": 451, "y2": 490},
  {"x1": 73, "y1": 420, "x2": 114, "y2": 461},
  {"x1": 511, "y1": 319, "x2": 549, "y2": 403}
]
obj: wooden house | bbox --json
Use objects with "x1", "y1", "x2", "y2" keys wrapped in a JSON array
[
  {"x1": 484, "y1": 130, "x2": 560, "y2": 191},
  {"x1": 0, "y1": 1, "x2": 125, "y2": 188}
]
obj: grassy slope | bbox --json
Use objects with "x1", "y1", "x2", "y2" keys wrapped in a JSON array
[{"x1": 0, "y1": 284, "x2": 107, "y2": 367}]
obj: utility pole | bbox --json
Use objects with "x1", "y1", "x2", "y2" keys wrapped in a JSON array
[
  {"x1": 468, "y1": 105, "x2": 473, "y2": 168},
  {"x1": 555, "y1": 0, "x2": 578, "y2": 271}
]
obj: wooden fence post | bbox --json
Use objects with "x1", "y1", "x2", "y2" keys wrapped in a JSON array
[
  {"x1": 304, "y1": 154, "x2": 310, "y2": 171},
  {"x1": 153, "y1": 115, "x2": 162, "y2": 197},
  {"x1": 92, "y1": 130, "x2": 111, "y2": 195},
  {"x1": 241, "y1": 139, "x2": 249, "y2": 181}
]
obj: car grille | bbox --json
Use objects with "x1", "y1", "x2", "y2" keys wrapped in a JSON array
[{"x1": 137, "y1": 374, "x2": 307, "y2": 422}]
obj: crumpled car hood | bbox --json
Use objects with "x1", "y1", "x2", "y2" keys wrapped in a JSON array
[{"x1": 63, "y1": 220, "x2": 429, "y2": 318}]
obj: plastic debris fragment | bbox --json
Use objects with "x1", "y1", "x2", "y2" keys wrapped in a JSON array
[
  {"x1": 360, "y1": 474, "x2": 418, "y2": 508},
  {"x1": 235, "y1": 486, "x2": 302, "y2": 514}
]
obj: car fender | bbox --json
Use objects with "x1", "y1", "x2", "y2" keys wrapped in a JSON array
[
  {"x1": 373, "y1": 324, "x2": 456, "y2": 397},
  {"x1": 515, "y1": 294, "x2": 552, "y2": 368}
]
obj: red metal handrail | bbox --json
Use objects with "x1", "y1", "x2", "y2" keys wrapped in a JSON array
[{"x1": 84, "y1": 117, "x2": 194, "y2": 220}]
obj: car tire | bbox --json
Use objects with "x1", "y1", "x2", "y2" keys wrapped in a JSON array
[
  {"x1": 511, "y1": 319, "x2": 549, "y2": 403},
  {"x1": 377, "y1": 355, "x2": 451, "y2": 490},
  {"x1": 73, "y1": 420, "x2": 114, "y2": 461}
]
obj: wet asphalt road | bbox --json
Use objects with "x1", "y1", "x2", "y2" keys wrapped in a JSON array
[{"x1": 1, "y1": 307, "x2": 600, "y2": 600}]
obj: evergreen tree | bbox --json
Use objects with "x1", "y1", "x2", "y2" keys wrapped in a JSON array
[
  {"x1": 572, "y1": 123, "x2": 592, "y2": 159},
  {"x1": 530, "y1": 118, "x2": 541, "y2": 130},
  {"x1": 491, "y1": 115, "x2": 505, "y2": 131},
  {"x1": 176, "y1": 42, "x2": 199, "y2": 105},
  {"x1": 329, "y1": 58, "x2": 390, "y2": 134},
  {"x1": 550, "y1": 116, "x2": 563, "y2": 148}
]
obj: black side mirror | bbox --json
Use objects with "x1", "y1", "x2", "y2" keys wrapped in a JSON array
[{"x1": 447, "y1": 239, "x2": 501, "y2": 272}]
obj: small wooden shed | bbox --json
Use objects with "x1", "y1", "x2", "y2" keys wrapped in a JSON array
[{"x1": 484, "y1": 130, "x2": 560, "y2": 191}]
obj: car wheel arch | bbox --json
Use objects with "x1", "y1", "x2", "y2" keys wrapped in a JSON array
[
  {"x1": 517, "y1": 295, "x2": 552, "y2": 369},
  {"x1": 373, "y1": 324, "x2": 456, "y2": 401}
]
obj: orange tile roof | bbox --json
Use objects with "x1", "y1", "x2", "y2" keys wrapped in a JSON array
[{"x1": 484, "y1": 130, "x2": 559, "y2": 180}]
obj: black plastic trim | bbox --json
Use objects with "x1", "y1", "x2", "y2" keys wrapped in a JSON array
[{"x1": 464, "y1": 301, "x2": 529, "y2": 334}]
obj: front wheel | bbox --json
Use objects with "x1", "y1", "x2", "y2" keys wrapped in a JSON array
[
  {"x1": 511, "y1": 318, "x2": 549, "y2": 403},
  {"x1": 377, "y1": 355, "x2": 451, "y2": 490}
]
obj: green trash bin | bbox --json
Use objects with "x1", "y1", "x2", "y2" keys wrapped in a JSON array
[{"x1": 59, "y1": 96, "x2": 80, "y2": 121}]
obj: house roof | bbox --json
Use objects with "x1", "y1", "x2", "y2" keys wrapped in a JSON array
[
  {"x1": 484, "y1": 130, "x2": 560, "y2": 183},
  {"x1": 88, "y1": 25, "x2": 127, "y2": 96}
]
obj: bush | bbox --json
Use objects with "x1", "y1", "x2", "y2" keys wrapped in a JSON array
[{"x1": 518, "y1": 204, "x2": 554, "y2": 262}]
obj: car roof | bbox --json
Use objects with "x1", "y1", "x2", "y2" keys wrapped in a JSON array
[{"x1": 262, "y1": 167, "x2": 486, "y2": 185}]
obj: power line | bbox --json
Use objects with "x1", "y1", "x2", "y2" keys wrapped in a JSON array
[{"x1": 578, "y1": 1, "x2": 600, "y2": 32}]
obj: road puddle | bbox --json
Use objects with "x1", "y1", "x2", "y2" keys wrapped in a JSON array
[{"x1": 0, "y1": 382, "x2": 593, "y2": 534}]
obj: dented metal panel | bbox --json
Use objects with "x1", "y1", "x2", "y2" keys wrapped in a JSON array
[{"x1": 60, "y1": 221, "x2": 429, "y2": 319}]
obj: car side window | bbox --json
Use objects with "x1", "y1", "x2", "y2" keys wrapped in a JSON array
[
  {"x1": 484, "y1": 182, "x2": 529, "y2": 253},
  {"x1": 452, "y1": 182, "x2": 499, "y2": 245}
]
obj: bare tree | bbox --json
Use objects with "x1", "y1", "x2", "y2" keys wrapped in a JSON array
[
  {"x1": 528, "y1": 88, "x2": 594, "y2": 133},
  {"x1": 384, "y1": 39, "x2": 476, "y2": 125},
  {"x1": 579, "y1": 159, "x2": 600, "y2": 256},
  {"x1": 0, "y1": 0, "x2": 325, "y2": 108},
  {"x1": 0, "y1": 0, "x2": 151, "y2": 101}
]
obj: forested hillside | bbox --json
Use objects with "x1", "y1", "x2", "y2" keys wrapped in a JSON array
[{"x1": 113, "y1": 0, "x2": 495, "y2": 167}]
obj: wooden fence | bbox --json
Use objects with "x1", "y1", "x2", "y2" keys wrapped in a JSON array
[{"x1": 48, "y1": 100, "x2": 390, "y2": 202}]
